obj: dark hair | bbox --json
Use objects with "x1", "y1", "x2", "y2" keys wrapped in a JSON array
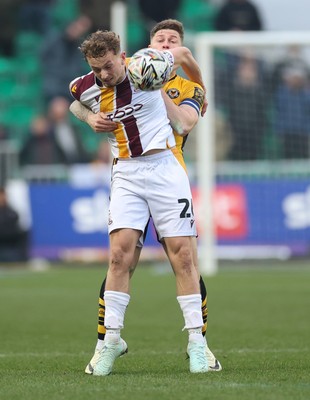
[
  {"x1": 79, "y1": 30, "x2": 121, "y2": 59},
  {"x1": 150, "y1": 19, "x2": 184, "y2": 42}
]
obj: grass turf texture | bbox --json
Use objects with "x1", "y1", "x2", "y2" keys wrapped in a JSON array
[{"x1": 0, "y1": 261, "x2": 309, "y2": 400}]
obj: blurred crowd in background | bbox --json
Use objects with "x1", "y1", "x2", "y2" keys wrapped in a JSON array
[{"x1": 1, "y1": 0, "x2": 310, "y2": 177}]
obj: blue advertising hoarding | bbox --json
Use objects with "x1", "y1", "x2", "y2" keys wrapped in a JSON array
[
  {"x1": 29, "y1": 183, "x2": 160, "y2": 259},
  {"x1": 28, "y1": 179, "x2": 310, "y2": 259}
]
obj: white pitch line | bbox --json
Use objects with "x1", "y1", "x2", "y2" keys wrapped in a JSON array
[
  {"x1": 225, "y1": 347, "x2": 309, "y2": 354},
  {"x1": 0, "y1": 347, "x2": 308, "y2": 358}
]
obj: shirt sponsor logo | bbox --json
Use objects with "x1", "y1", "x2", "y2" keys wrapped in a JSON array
[{"x1": 106, "y1": 103, "x2": 143, "y2": 121}]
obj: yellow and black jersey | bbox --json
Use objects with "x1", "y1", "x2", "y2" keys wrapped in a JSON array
[{"x1": 164, "y1": 74, "x2": 204, "y2": 154}]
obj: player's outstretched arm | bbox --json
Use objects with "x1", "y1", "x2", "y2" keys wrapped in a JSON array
[
  {"x1": 168, "y1": 47, "x2": 208, "y2": 116},
  {"x1": 69, "y1": 100, "x2": 118, "y2": 133}
]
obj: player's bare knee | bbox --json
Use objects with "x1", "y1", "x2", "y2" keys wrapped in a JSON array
[
  {"x1": 109, "y1": 248, "x2": 131, "y2": 275},
  {"x1": 173, "y1": 246, "x2": 194, "y2": 276},
  {"x1": 166, "y1": 237, "x2": 191, "y2": 255}
]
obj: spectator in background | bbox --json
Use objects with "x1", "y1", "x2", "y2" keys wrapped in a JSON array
[
  {"x1": 273, "y1": 66, "x2": 310, "y2": 159},
  {"x1": 271, "y1": 45, "x2": 310, "y2": 95},
  {"x1": 0, "y1": 125, "x2": 12, "y2": 186},
  {"x1": 92, "y1": 139, "x2": 111, "y2": 166},
  {"x1": 40, "y1": 15, "x2": 92, "y2": 106},
  {"x1": 0, "y1": 124, "x2": 9, "y2": 141},
  {"x1": 0, "y1": 0, "x2": 22, "y2": 57},
  {"x1": 47, "y1": 96, "x2": 90, "y2": 164},
  {"x1": 213, "y1": 0, "x2": 264, "y2": 132},
  {"x1": 18, "y1": 0, "x2": 54, "y2": 35},
  {"x1": 0, "y1": 187, "x2": 29, "y2": 262},
  {"x1": 138, "y1": 0, "x2": 181, "y2": 23},
  {"x1": 69, "y1": 140, "x2": 112, "y2": 187},
  {"x1": 225, "y1": 52, "x2": 268, "y2": 160},
  {"x1": 214, "y1": 0, "x2": 263, "y2": 32},
  {"x1": 215, "y1": 111, "x2": 233, "y2": 161},
  {"x1": 137, "y1": 0, "x2": 181, "y2": 48},
  {"x1": 90, "y1": 139, "x2": 112, "y2": 184},
  {"x1": 79, "y1": 0, "x2": 114, "y2": 31},
  {"x1": 19, "y1": 115, "x2": 67, "y2": 166}
]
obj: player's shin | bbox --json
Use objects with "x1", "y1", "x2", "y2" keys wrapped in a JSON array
[{"x1": 177, "y1": 294, "x2": 209, "y2": 373}]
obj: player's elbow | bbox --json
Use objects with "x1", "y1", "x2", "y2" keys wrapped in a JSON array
[
  {"x1": 180, "y1": 118, "x2": 198, "y2": 136},
  {"x1": 173, "y1": 123, "x2": 191, "y2": 137},
  {"x1": 180, "y1": 46, "x2": 192, "y2": 59},
  {"x1": 170, "y1": 111, "x2": 197, "y2": 136},
  {"x1": 69, "y1": 101, "x2": 77, "y2": 115}
]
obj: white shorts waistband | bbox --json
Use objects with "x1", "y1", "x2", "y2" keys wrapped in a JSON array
[{"x1": 117, "y1": 149, "x2": 173, "y2": 162}]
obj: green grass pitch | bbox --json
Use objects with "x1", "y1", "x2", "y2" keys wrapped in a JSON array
[{"x1": 0, "y1": 261, "x2": 309, "y2": 400}]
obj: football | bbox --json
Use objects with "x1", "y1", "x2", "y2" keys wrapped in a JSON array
[{"x1": 128, "y1": 48, "x2": 174, "y2": 91}]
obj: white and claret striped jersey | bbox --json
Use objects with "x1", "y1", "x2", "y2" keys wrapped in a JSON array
[
  {"x1": 69, "y1": 71, "x2": 175, "y2": 158},
  {"x1": 164, "y1": 75, "x2": 204, "y2": 155}
]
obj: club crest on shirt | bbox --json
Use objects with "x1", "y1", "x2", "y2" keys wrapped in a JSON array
[
  {"x1": 108, "y1": 211, "x2": 113, "y2": 226},
  {"x1": 167, "y1": 88, "x2": 180, "y2": 99},
  {"x1": 193, "y1": 87, "x2": 204, "y2": 107}
]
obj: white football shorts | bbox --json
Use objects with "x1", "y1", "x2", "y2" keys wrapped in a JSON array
[{"x1": 108, "y1": 149, "x2": 197, "y2": 243}]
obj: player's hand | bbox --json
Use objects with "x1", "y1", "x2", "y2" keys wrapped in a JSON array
[
  {"x1": 201, "y1": 94, "x2": 208, "y2": 117},
  {"x1": 87, "y1": 112, "x2": 118, "y2": 133}
]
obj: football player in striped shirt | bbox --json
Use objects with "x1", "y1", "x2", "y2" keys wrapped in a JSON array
[{"x1": 70, "y1": 22, "x2": 221, "y2": 375}]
